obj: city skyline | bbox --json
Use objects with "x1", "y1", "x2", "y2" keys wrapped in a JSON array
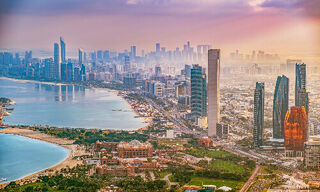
[{"x1": 0, "y1": 0, "x2": 319, "y2": 63}]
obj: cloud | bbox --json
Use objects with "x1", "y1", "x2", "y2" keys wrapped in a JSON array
[{"x1": 261, "y1": 0, "x2": 320, "y2": 17}]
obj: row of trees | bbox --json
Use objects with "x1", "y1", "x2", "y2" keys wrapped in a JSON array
[{"x1": 32, "y1": 127, "x2": 149, "y2": 145}]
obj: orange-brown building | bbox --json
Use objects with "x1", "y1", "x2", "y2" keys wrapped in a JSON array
[
  {"x1": 117, "y1": 140, "x2": 153, "y2": 158},
  {"x1": 284, "y1": 106, "x2": 307, "y2": 157},
  {"x1": 96, "y1": 141, "x2": 118, "y2": 151},
  {"x1": 198, "y1": 137, "x2": 214, "y2": 147}
]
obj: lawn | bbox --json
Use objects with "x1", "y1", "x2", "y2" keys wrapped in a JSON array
[
  {"x1": 210, "y1": 160, "x2": 246, "y2": 174},
  {"x1": 186, "y1": 148, "x2": 236, "y2": 159},
  {"x1": 188, "y1": 177, "x2": 244, "y2": 190}
]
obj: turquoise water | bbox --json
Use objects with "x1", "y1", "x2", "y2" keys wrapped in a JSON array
[
  {"x1": 0, "y1": 133, "x2": 69, "y2": 183},
  {"x1": 0, "y1": 78, "x2": 147, "y2": 130}
]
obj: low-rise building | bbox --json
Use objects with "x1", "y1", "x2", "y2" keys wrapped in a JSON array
[
  {"x1": 117, "y1": 140, "x2": 153, "y2": 158},
  {"x1": 304, "y1": 140, "x2": 320, "y2": 168}
]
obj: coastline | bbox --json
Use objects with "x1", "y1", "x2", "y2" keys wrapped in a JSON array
[
  {"x1": 0, "y1": 127, "x2": 88, "y2": 188},
  {"x1": 0, "y1": 76, "x2": 151, "y2": 131}
]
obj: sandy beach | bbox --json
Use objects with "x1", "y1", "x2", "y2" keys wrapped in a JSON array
[{"x1": 0, "y1": 127, "x2": 89, "y2": 188}]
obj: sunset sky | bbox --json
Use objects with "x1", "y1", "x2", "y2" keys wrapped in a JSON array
[{"x1": 0, "y1": 0, "x2": 319, "y2": 62}]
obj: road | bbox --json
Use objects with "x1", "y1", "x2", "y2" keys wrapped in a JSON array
[{"x1": 240, "y1": 165, "x2": 261, "y2": 192}]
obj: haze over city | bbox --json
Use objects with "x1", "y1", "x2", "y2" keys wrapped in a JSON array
[{"x1": 0, "y1": 0, "x2": 320, "y2": 63}]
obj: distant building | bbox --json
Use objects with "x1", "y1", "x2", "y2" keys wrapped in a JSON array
[
  {"x1": 117, "y1": 140, "x2": 153, "y2": 158},
  {"x1": 254, "y1": 82, "x2": 264, "y2": 148},
  {"x1": 61, "y1": 63, "x2": 67, "y2": 81},
  {"x1": 66, "y1": 62, "x2": 73, "y2": 81},
  {"x1": 273, "y1": 75, "x2": 289, "y2": 139},
  {"x1": 124, "y1": 56, "x2": 130, "y2": 72},
  {"x1": 284, "y1": 106, "x2": 307, "y2": 158},
  {"x1": 54, "y1": 43, "x2": 61, "y2": 80},
  {"x1": 190, "y1": 64, "x2": 207, "y2": 121},
  {"x1": 78, "y1": 48, "x2": 84, "y2": 65},
  {"x1": 287, "y1": 59, "x2": 302, "y2": 74},
  {"x1": 208, "y1": 49, "x2": 220, "y2": 137},
  {"x1": 60, "y1": 37, "x2": 66, "y2": 63},
  {"x1": 304, "y1": 137, "x2": 320, "y2": 168}
]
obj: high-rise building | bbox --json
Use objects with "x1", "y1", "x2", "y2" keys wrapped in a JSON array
[
  {"x1": 61, "y1": 63, "x2": 67, "y2": 81},
  {"x1": 155, "y1": 66, "x2": 161, "y2": 77},
  {"x1": 60, "y1": 37, "x2": 66, "y2": 63},
  {"x1": 295, "y1": 63, "x2": 306, "y2": 106},
  {"x1": 208, "y1": 49, "x2": 220, "y2": 137},
  {"x1": 273, "y1": 75, "x2": 289, "y2": 139},
  {"x1": 284, "y1": 106, "x2": 307, "y2": 158},
  {"x1": 156, "y1": 43, "x2": 160, "y2": 54},
  {"x1": 54, "y1": 43, "x2": 61, "y2": 80},
  {"x1": 254, "y1": 82, "x2": 264, "y2": 147},
  {"x1": 124, "y1": 56, "x2": 130, "y2": 72},
  {"x1": 295, "y1": 63, "x2": 309, "y2": 134},
  {"x1": 190, "y1": 64, "x2": 207, "y2": 121},
  {"x1": 130, "y1": 46, "x2": 136, "y2": 59},
  {"x1": 78, "y1": 48, "x2": 84, "y2": 65},
  {"x1": 67, "y1": 62, "x2": 73, "y2": 81}
]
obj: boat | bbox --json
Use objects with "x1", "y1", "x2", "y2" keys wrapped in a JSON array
[
  {"x1": 0, "y1": 178, "x2": 7, "y2": 182},
  {"x1": 6, "y1": 107, "x2": 14, "y2": 111}
]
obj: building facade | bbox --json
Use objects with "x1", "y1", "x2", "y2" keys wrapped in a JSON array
[
  {"x1": 60, "y1": 37, "x2": 66, "y2": 63},
  {"x1": 117, "y1": 140, "x2": 153, "y2": 158},
  {"x1": 304, "y1": 140, "x2": 320, "y2": 168},
  {"x1": 190, "y1": 64, "x2": 207, "y2": 121},
  {"x1": 284, "y1": 106, "x2": 307, "y2": 158},
  {"x1": 273, "y1": 75, "x2": 289, "y2": 139},
  {"x1": 54, "y1": 43, "x2": 61, "y2": 80},
  {"x1": 208, "y1": 49, "x2": 220, "y2": 137},
  {"x1": 254, "y1": 82, "x2": 264, "y2": 148}
]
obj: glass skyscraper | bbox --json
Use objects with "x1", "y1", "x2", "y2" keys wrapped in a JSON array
[
  {"x1": 254, "y1": 82, "x2": 264, "y2": 147},
  {"x1": 190, "y1": 64, "x2": 207, "y2": 121},
  {"x1": 273, "y1": 75, "x2": 289, "y2": 139},
  {"x1": 60, "y1": 37, "x2": 66, "y2": 63},
  {"x1": 54, "y1": 43, "x2": 61, "y2": 80}
]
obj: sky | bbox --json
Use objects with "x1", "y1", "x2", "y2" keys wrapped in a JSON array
[{"x1": 0, "y1": 0, "x2": 319, "y2": 63}]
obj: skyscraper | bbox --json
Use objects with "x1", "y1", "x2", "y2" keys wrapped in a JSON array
[
  {"x1": 254, "y1": 82, "x2": 264, "y2": 147},
  {"x1": 208, "y1": 49, "x2": 220, "y2": 137},
  {"x1": 284, "y1": 106, "x2": 307, "y2": 157},
  {"x1": 54, "y1": 43, "x2": 61, "y2": 80},
  {"x1": 124, "y1": 56, "x2": 130, "y2": 72},
  {"x1": 78, "y1": 48, "x2": 84, "y2": 65},
  {"x1": 295, "y1": 63, "x2": 306, "y2": 106},
  {"x1": 61, "y1": 63, "x2": 67, "y2": 81},
  {"x1": 190, "y1": 64, "x2": 207, "y2": 121},
  {"x1": 273, "y1": 75, "x2": 289, "y2": 139},
  {"x1": 60, "y1": 37, "x2": 66, "y2": 63},
  {"x1": 130, "y1": 46, "x2": 136, "y2": 59},
  {"x1": 67, "y1": 61, "x2": 73, "y2": 81},
  {"x1": 295, "y1": 63, "x2": 309, "y2": 134},
  {"x1": 156, "y1": 43, "x2": 160, "y2": 54}
]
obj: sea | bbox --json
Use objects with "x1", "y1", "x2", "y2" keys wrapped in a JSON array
[
  {"x1": 0, "y1": 77, "x2": 148, "y2": 183},
  {"x1": 0, "y1": 77, "x2": 147, "y2": 129},
  {"x1": 0, "y1": 133, "x2": 69, "y2": 183}
]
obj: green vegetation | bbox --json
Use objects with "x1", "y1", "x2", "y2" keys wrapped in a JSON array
[
  {"x1": 186, "y1": 148, "x2": 236, "y2": 159},
  {"x1": 0, "y1": 97, "x2": 12, "y2": 104},
  {"x1": 210, "y1": 160, "x2": 246, "y2": 174},
  {"x1": 32, "y1": 127, "x2": 148, "y2": 145}
]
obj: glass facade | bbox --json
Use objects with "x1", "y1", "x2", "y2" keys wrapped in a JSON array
[
  {"x1": 254, "y1": 82, "x2": 264, "y2": 147},
  {"x1": 273, "y1": 75, "x2": 289, "y2": 139},
  {"x1": 190, "y1": 64, "x2": 207, "y2": 120}
]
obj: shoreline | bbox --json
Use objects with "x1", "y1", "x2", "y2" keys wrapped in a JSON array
[
  {"x1": 0, "y1": 127, "x2": 88, "y2": 188},
  {"x1": 1, "y1": 76, "x2": 151, "y2": 131}
]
